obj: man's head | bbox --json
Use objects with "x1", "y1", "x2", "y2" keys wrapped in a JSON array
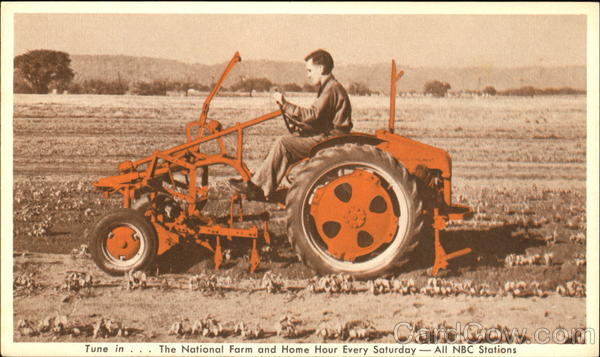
[{"x1": 304, "y1": 49, "x2": 334, "y2": 86}]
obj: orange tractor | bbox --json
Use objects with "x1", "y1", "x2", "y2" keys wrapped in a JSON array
[{"x1": 89, "y1": 52, "x2": 473, "y2": 279}]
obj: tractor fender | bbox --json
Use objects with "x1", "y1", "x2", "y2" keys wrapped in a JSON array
[
  {"x1": 309, "y1": 132, "x2": 383, "y2": 157},
  {"x1": 310, "y1": 131, "x2": 451, "y2": 178},
  {"x1": 308, "y1": 130, "x2": 453, "y2": 206},
  {"x1": 373, "y1": 129, "x2": 452, "y2": 178}
]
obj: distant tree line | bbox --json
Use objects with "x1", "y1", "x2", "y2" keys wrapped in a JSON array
[
  {"x1": 13, "y1": 50, "x2": 586, "y2": 97},
  {"x1": 445, "y1": 85, "x2": 585, "y2": 97},
  {"x1": 419, "y1": 81, "x2": 585, "y2": 98},
  {"x1": 64, "y1": 80, "x2": 212, "y2": 95},
  {"x1": 12, "y1": 50, "x2": 370, "y2": 96},
  {"x1": 496, "y1": 86, "x2": 585, "y2": 96}
]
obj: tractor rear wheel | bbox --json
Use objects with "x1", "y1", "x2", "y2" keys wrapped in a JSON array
[
  {"x1": 286, "y1": 144, "x2": 424, "y2": 279},
  {"x1": 89, "y1": 208, "x2": 158, "y2": 275}
]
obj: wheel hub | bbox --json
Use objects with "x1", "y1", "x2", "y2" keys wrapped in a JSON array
[
  {"x1": 105, "y1": 226, "x2": 141, "y2": 260},
  {"x1": 343, "y1": 206, "x2": 366, "y2": 228},
  {"x1": 310, "y1": 169, "x2": 399, "y2": 261}
]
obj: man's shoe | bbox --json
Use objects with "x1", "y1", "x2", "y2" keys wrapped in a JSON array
[{"x1": 228, "y1": 178, "x2": 266, "y2": 201}]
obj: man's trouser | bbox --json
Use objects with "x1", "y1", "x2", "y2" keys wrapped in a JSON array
[{"x1": 251, "y1": 134, "x2": 328, "y2": 197}]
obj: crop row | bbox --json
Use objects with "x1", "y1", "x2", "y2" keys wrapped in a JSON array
[
  {"x1": 14, "y1": 267, "x2": 587, "y2": 301},
  {"x1": 16, "y1": 312, "x2": 587, "y2": 344}
]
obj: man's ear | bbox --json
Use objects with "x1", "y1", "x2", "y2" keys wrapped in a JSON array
[{"x1": 318, "y1": 65, "x2": 325, "y2": 75}]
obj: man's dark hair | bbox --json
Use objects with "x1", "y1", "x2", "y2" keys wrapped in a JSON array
[{"x1": 304, "y1": 49, "x2": 334, "y2": 75}]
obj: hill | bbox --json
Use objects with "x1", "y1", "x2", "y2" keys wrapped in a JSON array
[{"x1": 70, "y1": 54, "x2": 586, "y2": 92}]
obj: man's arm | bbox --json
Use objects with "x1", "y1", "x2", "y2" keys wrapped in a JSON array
[{"x1": 280, "y1": 90, "x2": 334, "y2": 124}]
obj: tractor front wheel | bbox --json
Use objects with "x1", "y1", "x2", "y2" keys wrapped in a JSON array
[
  {"x1": 89, "y1": 208, "x2": 158, "y2": 275},
  {"x1": 286, "y1": 144, "x2": 424, "y2": 279}
]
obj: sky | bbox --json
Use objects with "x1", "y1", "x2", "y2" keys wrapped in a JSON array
[{"x1": 13, "y1": 13, "x2": 586, "y2": 67}]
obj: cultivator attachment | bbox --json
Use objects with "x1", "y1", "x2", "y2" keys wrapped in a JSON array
[
  {"x1": 91, "y1": 52, "x2": 278, "y2": 274},
  {"x1": 137, "y1": 191, "x2": 267, "y2": 272}
]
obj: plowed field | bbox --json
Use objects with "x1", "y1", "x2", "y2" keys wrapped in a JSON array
[{"x1": 11, "y1": 93, "x2": 587, "y2": 343}]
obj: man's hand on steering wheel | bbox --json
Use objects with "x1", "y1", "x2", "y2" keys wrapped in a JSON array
[{"x1": 273, "y1": 89, "x2": 309, "y2": 135}]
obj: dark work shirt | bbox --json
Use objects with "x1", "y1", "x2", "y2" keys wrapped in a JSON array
[{"x1": 281, "y1": 75, "x2": 352, "y2": 136}]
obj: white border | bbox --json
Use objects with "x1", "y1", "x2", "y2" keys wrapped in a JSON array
[{"x1": 2, "y1": 2, "x2": 598, "y2": 357}]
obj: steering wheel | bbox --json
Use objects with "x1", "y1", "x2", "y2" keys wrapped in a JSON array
[
  {"x1": 274, "y1": 88, "x2": 308, "y2": 135},
  {"x1": 278, "y1": 102, "x2": 303, "y2": 135}
]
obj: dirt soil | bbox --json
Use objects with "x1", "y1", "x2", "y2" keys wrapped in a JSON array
[
  {"x1": 11, "y1": 94, "x2": 588, "y2": 343},
  {"x1": 13, "y1": 253, "x2": 586, "y2": 343}
]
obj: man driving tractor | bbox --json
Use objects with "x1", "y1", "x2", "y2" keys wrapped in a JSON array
[
  {"x1": 229, "y1": 49, "x2": 353, "y2": 200},
  {"x1": 90, "y1": 49, "x2": 473, "y2": 278}
]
